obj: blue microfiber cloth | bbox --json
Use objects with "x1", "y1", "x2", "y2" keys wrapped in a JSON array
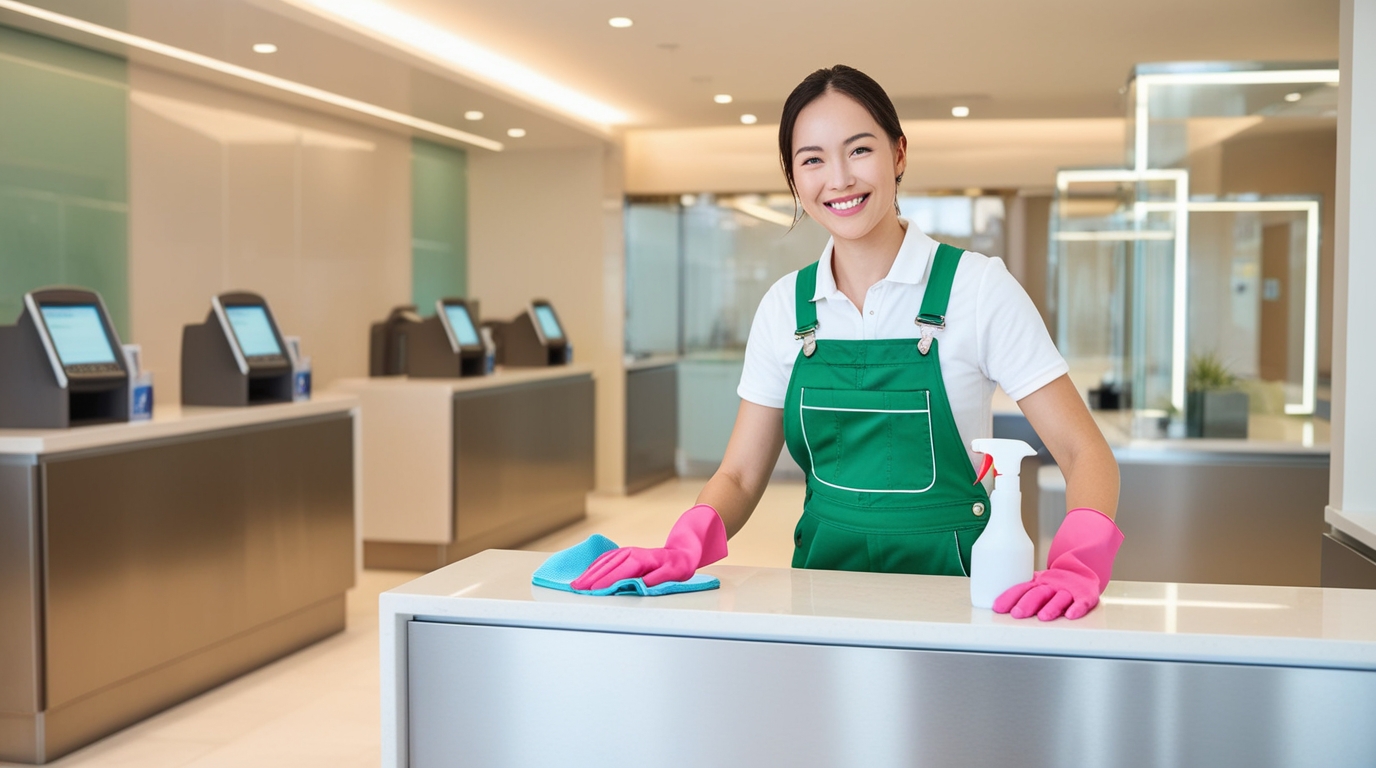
[{"x1": 532, "y1": 534, "x2": 720, "y2": 596}]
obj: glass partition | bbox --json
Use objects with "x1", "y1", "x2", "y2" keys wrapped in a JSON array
[{"x1": 1056, "y1": 62, "x2": 1336, "y2": 426}]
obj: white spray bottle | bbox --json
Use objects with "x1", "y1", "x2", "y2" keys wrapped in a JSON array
[{"x1": 969, "y1": 438, "x2": 1037, "y2": 609}]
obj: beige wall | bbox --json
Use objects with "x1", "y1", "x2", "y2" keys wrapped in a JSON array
[
  {"x1": 128, "y1": 65, "x2": 412, "y2": 402},
  {"x1": 626, "y1": 119, "x2": 1126, "y2": 194},
  {"x1": 468, "y1": 146, "x2": 627, "y2": 493}
]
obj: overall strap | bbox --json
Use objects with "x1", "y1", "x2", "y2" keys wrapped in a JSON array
[
  {"x1": 917, "y1": 243, "x2": 963, "y2": 327},
  {"x1": 793, "y1": 261, "x2": 820, "y2": 357},
  {"x1": 794, "y1": 261, "x2": 820, "y2": 335}
]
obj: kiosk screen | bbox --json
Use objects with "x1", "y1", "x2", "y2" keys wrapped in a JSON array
[
  {"x1": 444, "y1": 304, "x2": 481, "y2": 347},
  {"x1": 534, "y1": 305, "x2": 563, "y2": 341},
  {"x1": 225, "y1": 306, "x2": 283, "y2": 357},
  {"x1": 40, "y1": 305, "x2": 117, "y2": 365}
]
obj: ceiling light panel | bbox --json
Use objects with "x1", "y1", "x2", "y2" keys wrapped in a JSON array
[
  {"x1": 283, "y1": 0, "x2": 630, "y2": 128},
  {"x1": 464, "y1": 110, "x2": 484, "y2": 120},
  {"x1": 714, "y1": 94, "x2": 732, "y2": 104},
  {"x1": 252, "y1": 43, "x2": 278, "y2": 54},
  {"x1": 608, "y1": 17, "x2": 632, "y2": 28},
  {"x1": 740, "y1": 114, "x2": 757, "y2": 125},
  {"x1": 507, "y1": 128, "x2": 526, "y2": 137}
]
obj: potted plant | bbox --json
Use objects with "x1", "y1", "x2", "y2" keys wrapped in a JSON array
[{"x1": 1185, "y1": 352, "x2": 1249, "y2": 438}]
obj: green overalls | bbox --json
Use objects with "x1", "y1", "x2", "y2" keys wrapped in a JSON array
[{"x1": 784, "y1": 243, "x2": 992, "y2": 576}]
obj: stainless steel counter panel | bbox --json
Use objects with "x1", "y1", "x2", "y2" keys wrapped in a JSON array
[
  {"x1": 353, "y1": 372, "x2": 595, "y2": 571},
  {"x1": 625, "y1": 363, "x2": 677, "y2": 493},
  {"x1": 1111, "y1": 449, "x2": 1329, "y2": 586},
  {"x1": 0, "y1": 461, "x2": 41, "y2": 718},
  {"x1": 407, "y1": 621, "x2": 1376, "y2": 768},
  {"x1": 1323, "y1": 531, "x2": 1376, "y2": 589},
  {"x1": 450, "y1": 375, "x2": 594, "y2": 558},
  {"x1": 0, "y1": 411, "x2": 356, "y2": 764}
]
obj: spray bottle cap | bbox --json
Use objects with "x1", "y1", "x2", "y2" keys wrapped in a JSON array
[{"x1": 972, "y1": 438, "x2": 1037, "y2": 485}]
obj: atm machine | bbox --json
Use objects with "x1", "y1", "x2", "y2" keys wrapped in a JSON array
[
  {"x1": 181, "y1": 292, "x2": 294, "y2": 406},
  {"x1": 0, "y1": 287, "x2": 130, "y2": 428},
  {"x1": 489, "y1": 299, "x2": 571, "y2": 367},
  {"x1": 367, "y1": 298, "x2": 488, "y2": 378}
]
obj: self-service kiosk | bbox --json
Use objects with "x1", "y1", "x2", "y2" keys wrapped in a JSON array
[
  {"x1": 367, "y1": 299, "x2": 488, "y2": 378},
  {"x1": 0, "y1": 287, "x2": 130, "y2": 428},
  {"x1": 181, "y1": 292, "x2": 294, "y2": 406},
  {"x1": 489, "y1": 300, "x2": 571, "y2": 367}
]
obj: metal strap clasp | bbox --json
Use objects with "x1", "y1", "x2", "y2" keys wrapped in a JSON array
[
  {"x1": 914, "y1": 315, "x2": 944, "y2": 356},
  {"x1": 795, "y1": 323, "x2": 818, "y2": 357}
]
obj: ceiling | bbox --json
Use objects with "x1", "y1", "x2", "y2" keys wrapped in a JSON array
[
  {"x1": 1, "y1": 0, "x2": 1340, "y2": 150},
  {"x1": 379, "y1": 0, "x2": 1339, "y2": 126}
]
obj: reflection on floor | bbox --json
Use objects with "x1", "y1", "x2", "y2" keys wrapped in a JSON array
[{"x1": 3, "y1": 478, "x2": 805, "y2": 768}]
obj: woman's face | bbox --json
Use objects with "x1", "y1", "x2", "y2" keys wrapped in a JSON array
[{"x1": 790, "y1": 90, "x2": 906, "y2": 242}]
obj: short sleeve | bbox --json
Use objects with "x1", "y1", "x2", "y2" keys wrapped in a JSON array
[
  {"x1": 736, "y1": 275, "x2": 794, "y2": 409},
  {"x1": 976, "y1": 258, "x2": 1068, "y2": 401}
]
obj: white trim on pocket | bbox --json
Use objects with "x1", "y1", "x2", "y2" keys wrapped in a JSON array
[
  {"x1": 800, "y1": 387, "x2": 938, "y2": 494},
  {"x1": 954, "y1": 530, "x2": 968, "y2": 576}
]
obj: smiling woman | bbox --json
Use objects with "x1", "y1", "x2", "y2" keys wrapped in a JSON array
[{"x1": 579, "y1": 64, "x2": 1125, "y2": 623}]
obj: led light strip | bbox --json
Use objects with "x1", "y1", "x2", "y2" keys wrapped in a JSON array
[
  {"x1": 282, "y1": 0, "x2": 630, "y2": 128},
  {"x1": 0, "y1": 0, "x2": 504, "y2": 151}
]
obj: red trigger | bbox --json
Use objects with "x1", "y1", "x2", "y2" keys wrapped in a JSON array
[{"x1": 975, "y1": 453, "x2": 998, "y2": 485}]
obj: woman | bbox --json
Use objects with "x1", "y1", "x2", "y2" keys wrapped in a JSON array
[{"x1": 574, "y1": 65, "x2": 1123, "y2": 621}]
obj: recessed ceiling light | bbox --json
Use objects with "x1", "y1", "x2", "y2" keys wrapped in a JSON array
[
  {"x1": 951, "y1": 106, "x2": 970, "y2": 118},
  {"x1": 740, "y1": 114, "x2": 757, "y2": 125},
  {"x1": 608, "y1": 17, "x2": 632, "y2": 28},
  {"x1": 1284, "y1": 92, "x2": 1303, "y2": 102},
  {"x1": 507, "y1": 128, "x2": 526, "y2": 138},
  {"x1": 252, "y1": 43, "x2": 278, "y2": 54},
  {"x1": 714, "y1": 94, "x2": 733, "y2": 104},
  {"x1": 464, "y1": 110, "x2": 484, "y2": 121}
]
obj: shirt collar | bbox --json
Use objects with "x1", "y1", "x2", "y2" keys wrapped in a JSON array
[{"x1": 812, "y1": 218, "x2": 940, "y2": 303}]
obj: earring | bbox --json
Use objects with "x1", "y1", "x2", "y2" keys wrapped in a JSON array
[{"x1": 896, "y1": 172, "x2": 904, "y2": 184}]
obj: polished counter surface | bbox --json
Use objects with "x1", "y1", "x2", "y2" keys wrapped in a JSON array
[
  {"x1": 0, "y1": 392, "x2": 358, "y2": 456},
  {"x1": 383, "y1": 550, "x2": 1376, "y2": 673},
  {"x1": 333, "y1": 363, "x2": 593, "y2": 395}
]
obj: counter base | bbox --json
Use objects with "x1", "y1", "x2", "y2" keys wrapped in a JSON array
[
  {"x1": 0, "y1": 595, "x2": 344, "y2": 765},
  {"x1": 407, "y1": 620, "x2": 1376, "y2": 768}
]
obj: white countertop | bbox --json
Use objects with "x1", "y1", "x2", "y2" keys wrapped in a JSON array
[
  {"x1": 332, "y1": 364, "x2": 593, "y2": 395},
  {"x1": 624, "y1": 354, "x2": 680, "y2": 372},
  {"x1": 382, "y1": 549, "x2": 1376, "y2": 672},
  {"x1": 0, "y1": 391, "x2": 358, "y2": 456}
]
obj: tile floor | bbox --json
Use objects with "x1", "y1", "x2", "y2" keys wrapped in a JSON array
[{"x1": 5, "y1": 478, "x2": 804, "y2": 767}]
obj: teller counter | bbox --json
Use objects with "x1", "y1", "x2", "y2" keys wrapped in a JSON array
[
  {"x1": 334, "y1": 366, "x2": 594, "y2": 572},
  {"x1": 381, "y1": 550, "x2": 1376, "y2": 768},
  {"x1": 0, "y1": 395, "x2": 358, "y2": 764}
]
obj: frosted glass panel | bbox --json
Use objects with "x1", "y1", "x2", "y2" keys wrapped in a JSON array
[
  {"x1": 412, "y1": 139, "x2": 468, "y2": 311},
  {"x1": 0, "y1": 26, "x2": 128, "y2": 335}
]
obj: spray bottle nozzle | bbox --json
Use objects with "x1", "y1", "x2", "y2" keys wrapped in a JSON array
[
  {"x1": 970, "y1": 438, "x2": 1037, "y2": 487},
  {"x1": 975, "y1": 453, "x2": 997, "y2": 485}
]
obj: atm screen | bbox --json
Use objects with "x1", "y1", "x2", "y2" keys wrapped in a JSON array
[
  {"x1": 225, "y1": 306, "x2": 283, "y2": 357},
  {"x1": 533, "y1": 305, "x2": 563, "y2": 341},
  {"x1": 443, "y1": 304, "x2": 481, "y2": 347},
  {"x1": 40, "y1": 305, "x2": 118, "y2": 365}
]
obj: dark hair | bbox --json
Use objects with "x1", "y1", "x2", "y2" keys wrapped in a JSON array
[{"x1": 778, "y1": 65, "x2": 905, "y2": 214}]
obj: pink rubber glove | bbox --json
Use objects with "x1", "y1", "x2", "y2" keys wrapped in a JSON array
[
  {"x1": 993, "y1": 507, "x2": 1124, "y2": 621},
  {"x1": 570, "y1": 504, "x2": 728, "y2": 591}
]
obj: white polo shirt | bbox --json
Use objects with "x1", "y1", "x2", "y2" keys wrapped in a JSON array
[{"x1": 737, "y1": 220, "x2": 1068, "y2": 469}]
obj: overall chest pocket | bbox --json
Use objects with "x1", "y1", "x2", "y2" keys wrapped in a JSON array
[{"x1": 799, "y1": 387, "x2": 937, "y2": 494}]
